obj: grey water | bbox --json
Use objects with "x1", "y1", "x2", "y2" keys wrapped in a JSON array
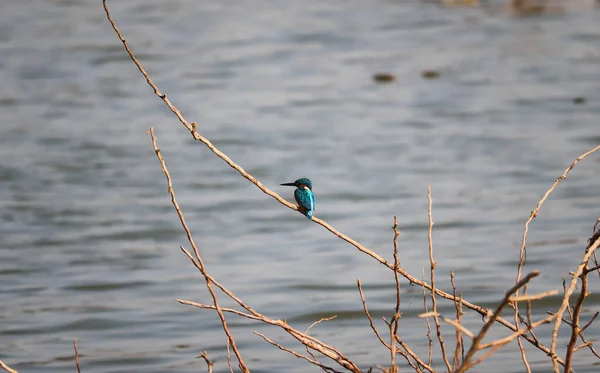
[{"x1": 1, "y1": 0, "x2": 600, "y2": 372}]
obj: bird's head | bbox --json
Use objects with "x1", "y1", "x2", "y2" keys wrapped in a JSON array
[{"x1": 280, "y1": 177, "x2": 312, "y2": 191}]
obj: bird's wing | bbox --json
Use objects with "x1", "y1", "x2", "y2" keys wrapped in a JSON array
[{"x1": 295, "y1": 189, "x2": 315, "y2": 212}]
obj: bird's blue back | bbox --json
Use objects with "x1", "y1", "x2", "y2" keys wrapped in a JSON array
[{"x1": 294, "y1": 187, "x2": 315, "y2": 220}]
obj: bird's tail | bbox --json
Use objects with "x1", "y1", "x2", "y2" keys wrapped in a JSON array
[{"x1": 306, "y1": 210, "x2": 313, "y2": 220}]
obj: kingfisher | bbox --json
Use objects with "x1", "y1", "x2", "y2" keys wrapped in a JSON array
[{"x1": 280, "y1": 178, "x2": 315, "y2": 220}]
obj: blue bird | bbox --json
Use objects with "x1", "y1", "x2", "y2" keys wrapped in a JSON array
[{"x1": 280, "y1": 178, "x2": 315, "y2": 220}]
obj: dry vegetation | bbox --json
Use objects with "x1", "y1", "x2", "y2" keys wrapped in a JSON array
[{"x1": 2, "y1": 2, "x2": 599, "y2": 373}]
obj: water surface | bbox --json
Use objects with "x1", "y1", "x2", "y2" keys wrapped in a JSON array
[{"x1": 1, "y1": 1, "x2": 600, "y2": 372}]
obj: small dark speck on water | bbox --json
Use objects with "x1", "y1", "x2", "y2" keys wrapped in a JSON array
[
  {"x1": 373, "y1": 72, "x2": 396, "y2": 83},
  {"x1": 573, "y1": 96, "x2": 586, "y2": 104},
  {"x1": 422, "y1": 70, "x2": 440, "y2": 79}
]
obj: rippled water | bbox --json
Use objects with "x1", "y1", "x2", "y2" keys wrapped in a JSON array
[{"x1": 1, "y1": 1, "x2": 600, "y2": 372}]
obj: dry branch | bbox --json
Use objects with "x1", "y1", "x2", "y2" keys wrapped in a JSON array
[
  {"x1": 73, "y1": 339, "x2": 81, "y2": 373},
  {"x1": 178, "y1": 299, "x2": 361, "y2": 373},
  {"x1": 456, "y1": 271, "x2": 541, "y2": 373},
  {"x1": 101, "y1": 5, "x2": 572, "y2": 362},
  {"x1": 101, "y1": 1, "x2": 600, "y2": 372},
  {"x1": 0, "y1": 360, "x2": 18, "y2": 373},
  {"x1": 551, "y1": 234, "x2": 600, "y2": 372},
  {"x1": 390, "y1": 216, "x2": 402, "y2": 373},
  {"x1": 197, "y1": 351, "x2": 215, "y2": 373},
  {"x1": 357, "y1": 279, "x2": 389, "y2": 349},
  {"x1": 426, "y1": 186, "x2": 452, "y2": 373},
  {"x1": 514, "y1": 144, "x2": 600, "y2": 373},
  {"x1": 254, "y1": 332, "x2": 343, "y2": 373},
  {"x1": 450, "y1": 272, "x2": 464, "y2": 369},
  {"x1": 147, "y1": 128, "x2": 249, "y2": 373}
]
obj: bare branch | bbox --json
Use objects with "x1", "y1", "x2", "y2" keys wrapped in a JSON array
[
  {"x1": 514, "y1": 144, "x2": 600, "y2": 373},
  {"x1": 357, "y1": 279, "x2": 390, "y2": 349},
  {"x1": 551, "y1": 234, "x2": 600, "y2": 372},
  {"x1": 254, "y1": 332, "x2": 343, "y2": 373},
  {"x1": 450, "y1": 272, "x2": 464, "y2": 369},
  {"x1": 147, "y1": 127, "x2": 249, "y2": 372},
  {"x1": 102, "y1": 2, "x2": 600, "y2": 371},
  {"x1": 509, "y1": 290, "x2": 558, "y2": 302},
  {"x1": 305, "y1": 316, "x2": 337, "y2": 335},
  {"x1": 426, "y1": 186, "x2": 452, "y2": 372},
  {"x1": 197, "y1": 351, "x2": 215, "y2": 373},
  {"x1": 73, "y1": 338, "x2": 81, "y2": 373},
  {"x1": 421, "y1": 269, "x2": 433, "y2": 366},
  {"x1": 456, "y1": 271, "x2": 541, "y2": 373},
  {"x1": 390, "y1": 216, "x2": 402, "y2": 373},
  {"x1": 178, "y1": 299, "x2": 361, "y2": 373},
  {"x1": 102, "y1": 4, "x2": 564, "y2": 361},
  {"x1": 0, "y1": 361, "x2": 18, "y2": 373}
]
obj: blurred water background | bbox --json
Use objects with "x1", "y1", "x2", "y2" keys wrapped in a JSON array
[{"x1": 1, "y1": 0, "x2": 600, "y2": 372}]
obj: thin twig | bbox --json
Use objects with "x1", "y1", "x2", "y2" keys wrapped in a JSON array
[
  {"x1": 479, "y1": 313, "x2": 557, "y2": 350},
  {"x1": 427, "y1": 186, "x2": 452, "y2": 373},
  {"x1": 304, "y1": 315, "x2": 337, "y2": 369},
  {"x1": 450, "y1": 272, "x2": 464, "y2": 369},
  {"x1": 421, "y1": 269, "x2": 433, "y2": 366},
  {"x1": 514, "y1": 144, "x2": 600, "y2": 373},
  {"x1": 565, "y1": 253, "x2": 591, "y2": 370},
  {"x1": 254, "y1": 332, "x2": 343, "y2": 373},
  {"x1": 197, "y1": 351, "x2": 215, "y2": 373},
  {"x1": 226, "y1": 339, "x2": 233, "y2": 373},
  {"x1": 580, "y1": 311, "x2": 599, "y2": 333},
  {"x1": 456, "y1": 271, "x2": 541, "y2": 373},
  {"x1": 0, "y1": 361, "x2": 18, "y2": 373},
  {"x1": 147, "y1": 128, "x2": 249, "y2": 372},
  {"x1": 393, "y1": 335, "x2": 436, "y2": 373},
  {"x1": 390, "y1": 216, "x2": 401, "y2": 373},
  {"x1": 178, "y1": 299, "x2": 362, "y2": 373},
  {"x1": 573, "y1": 341, "x2": 594, "y2": 353},
  {"x1": 509, "y1": 290, "x2": 558, "y2": 302},
  {"x1": 305, "y1": 316, "x2": 337, "y2": 335},
  {"x1": 73, "y1": 338, "x2": 81, "y2": 373},
  {"x1": 420, "y1": 314, "x2": 474, "y2": 340},
  {"x1": 357, "y1": 279, "x2": 390, "y2": 348},
  {"x1": 551, "y1": 234, "x2": 600, "y2": 372},
  {"x1": 548, "y1": 310, "x2": 600, "y2": 360}
]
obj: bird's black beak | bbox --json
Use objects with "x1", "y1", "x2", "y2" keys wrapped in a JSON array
[{"x1": 280, "y1": 182, "x2": 296, "y2": 187}]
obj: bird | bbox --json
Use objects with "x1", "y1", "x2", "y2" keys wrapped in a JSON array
[{"x1": 280, "y1": 178, "x2": 315, "y2": 220}]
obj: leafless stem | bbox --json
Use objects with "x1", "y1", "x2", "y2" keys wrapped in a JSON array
[
  {"x1": 565, "y1": 240, "x2": 594, "y2": 371},
  {"x1": 450, "y1": 272, "x2": 464, "y2": 369},
  {"x1": 456, "y1": 271, "x2": 541, "y2": 373},
  {"x1": 514, "y1": 145, "x2": 600, "y2": 373},
  {"x1": 254, "y1": 332, "x2": 343, "y2": 373},
  {"x1": 390, "y1": 216, "x2": 401, "y2": 373},
  {"x1": 417, "y1": 313, "x2": 474, "y2": 340},
  {"x1": 357, "y1": 279, "x2": 389, "y2": 349},
  {"x1": 421, "y1": 269, "x2": 433, "y2": 366},
  {"x1": 0, "y1": 361, "x2": 18, "y2": 373},
  {"x1": 178, "y1": 299, "x2": 361, "y2": 373},
  {"x1": 509, "y1": 290, "x2": 558, "y2": 302},
  {"x1": 394, "y1": 335, "x2": 436, "y2": 373},
  {"x1": 427, "y1": 186, "x2": 452, "y2": 372},
  {"x1": 479, "y1": 313, "x2": 557, "y2": 350},
  {"x1": 197, "y1": 351, "x2": 215, "y2": 373},
  {"x1": 580, "y1": 311, "x2": 598, "y2": 333},
  {"x1": 73, "y1": 338, "x2": 81, "y2": 373},
  {"x1": 536, "y1": 313, "x2": 599, "y2": 365},
  {"x1": 226, "y1": 339, "x2": 233, "y2": 373},
  {"x1": 551, "y1": 234, "x2": 600, "y2": 372},
  {"x1": 147, "y1": 128, "x2": 249, "y2": 372},
  {"x1": 305, "y1": 316, "x2": 337, "y2": 335}
]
